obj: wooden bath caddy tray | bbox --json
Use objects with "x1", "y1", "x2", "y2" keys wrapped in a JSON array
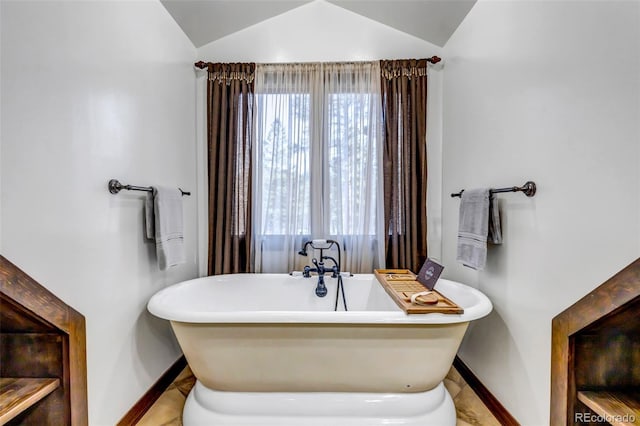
[{"x1": 373, "y1": 269, "x2": 464, "y2": 315}]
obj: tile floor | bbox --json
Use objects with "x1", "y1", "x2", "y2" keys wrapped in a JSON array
[{"x1": 137, "y1": 365, "x2": 500, "y2": 426}]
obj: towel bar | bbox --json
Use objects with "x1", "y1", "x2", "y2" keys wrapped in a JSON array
[
  {"x1": 451, "y1": 181, "x2": 536, "y2": 198},
  {"x1": 108, "y1": 179, "x2": 190, "y2": 196}
]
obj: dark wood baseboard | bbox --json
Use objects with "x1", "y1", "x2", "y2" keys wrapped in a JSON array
[
  {"x1": 453, "y1": 355, "x2": 520, "y2": 426},
  {"x1": 117, "y1": 355, "x2": 187, "y2": 426}
]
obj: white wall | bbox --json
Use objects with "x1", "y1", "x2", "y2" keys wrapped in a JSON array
[
  {"x1": 0, "y1": 1, "x2": 197, "y2": 424},
  {"x1": 197, "y1": 0, "x2": 445, "y2": 265},
  {"x1": 197, "y1": 0, "x2": 442, "y2": 63},
  {"x1": 442, "y1": 0, "x2": 640, "y2": 424}
]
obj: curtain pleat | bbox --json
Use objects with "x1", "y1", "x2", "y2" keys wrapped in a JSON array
[
  {"x1": 380, "y1": 59, "x2": 428, "y2": 271},
  {"x1": 207, "y1": 63, "x2": 255, "y2": 275}
]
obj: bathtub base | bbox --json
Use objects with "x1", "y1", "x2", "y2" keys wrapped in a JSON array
[{"x1": 183, "y1": 380, "x2": 456, "y2": 426}]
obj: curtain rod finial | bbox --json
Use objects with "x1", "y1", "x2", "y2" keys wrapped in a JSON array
[
  {"x1": 195, "y1": 61, "x2": 207, "y2": 69},
  {"x1": 428, "y1": 56, "x2": 442, "y2": 64}
]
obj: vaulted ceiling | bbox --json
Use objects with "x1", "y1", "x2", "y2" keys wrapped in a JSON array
[{"x1": 160, "y1": 0, "x2": 477, "y2": 48}]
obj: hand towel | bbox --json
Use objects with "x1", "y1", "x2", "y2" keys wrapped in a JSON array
[
  {"x1": 152, "y1": 186, "x2": 185, "y2": 270},
  {"x1": 456, "y1": 189, "x2": 490, "y2": 270},
  {"x1": 488, "y1": 193, "x2": 502, "y2": 245},
  {"x1": 144, "y1": 192, "x2": 155, "y2": 240}
]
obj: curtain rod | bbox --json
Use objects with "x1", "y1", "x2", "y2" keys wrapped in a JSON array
[{"x1": 194, "y1": 56, "x2": 442, "y2": 69}]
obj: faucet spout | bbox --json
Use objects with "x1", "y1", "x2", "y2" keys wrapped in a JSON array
[{"x1": 315, "y1": 274, "x2": 328, "y2": 297}]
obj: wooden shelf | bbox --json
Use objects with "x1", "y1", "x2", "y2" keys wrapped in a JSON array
[
  {"x1": 0, "y1": 377, "x2": 60, "y2": 424},
  {"x1": 577, "y1": 390, "x2": 640, "y2": 426},
  {"x1": 551, "y1": 258, "x2": 640, "y2": 426},
  {"x1": 1, "y1": 256, "x2": 87, "y2": 425}
]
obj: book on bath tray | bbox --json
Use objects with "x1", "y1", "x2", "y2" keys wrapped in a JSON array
[{"x1": 416, "y1": 259, "x2": 444, "y2": 291}]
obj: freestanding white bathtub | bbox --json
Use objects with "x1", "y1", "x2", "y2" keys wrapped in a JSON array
[{"x1": 148, "y1": 273, "x2": 492, "y2": 425}]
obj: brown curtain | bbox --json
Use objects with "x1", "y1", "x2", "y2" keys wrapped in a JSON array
[
  {"x1": 380, "y1": 59, "x2": 428, "y2": 272},
  {"x1": 207, "y1": 63, "x2": 255, "y2": 275}
]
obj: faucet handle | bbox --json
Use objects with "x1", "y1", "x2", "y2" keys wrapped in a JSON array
[
  {"x1": 303, "y1": 265, "x2": 312, "y2": 278},
  {"x1": 331, "y1": 266, "x2": 339, "y2": 278}
]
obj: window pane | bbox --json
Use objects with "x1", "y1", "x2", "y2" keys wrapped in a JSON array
[
  {"x1": 327, "y1": 93, "x2": 378, "y2": 236},
  {"x1": 256, "y1": 93, "x2": 311, "y2": 235}
]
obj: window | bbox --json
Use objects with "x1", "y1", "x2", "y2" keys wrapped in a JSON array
[
  {"x1": 257, "y1": 93, "x2": 311, "y2": 235},
  {"x1": 253, "y1": 62, "x2": 384, "y2": 273}
]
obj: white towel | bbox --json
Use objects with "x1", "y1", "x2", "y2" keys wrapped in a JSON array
[
  {"x1": 150, "y1": 187, "x2": 185, "y2": 270},
  {"x1": 456, "y1": 189, "x2": 490, "y2": 270}
]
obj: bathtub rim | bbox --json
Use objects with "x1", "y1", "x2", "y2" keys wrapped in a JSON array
[{"x1": 147, "y1": 274, "x2": 492, "y2": 325}]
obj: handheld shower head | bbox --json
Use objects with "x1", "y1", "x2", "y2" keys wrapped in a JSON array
[{"x1": 298, "y1": 240, "x2": 312, "y2": 256}]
